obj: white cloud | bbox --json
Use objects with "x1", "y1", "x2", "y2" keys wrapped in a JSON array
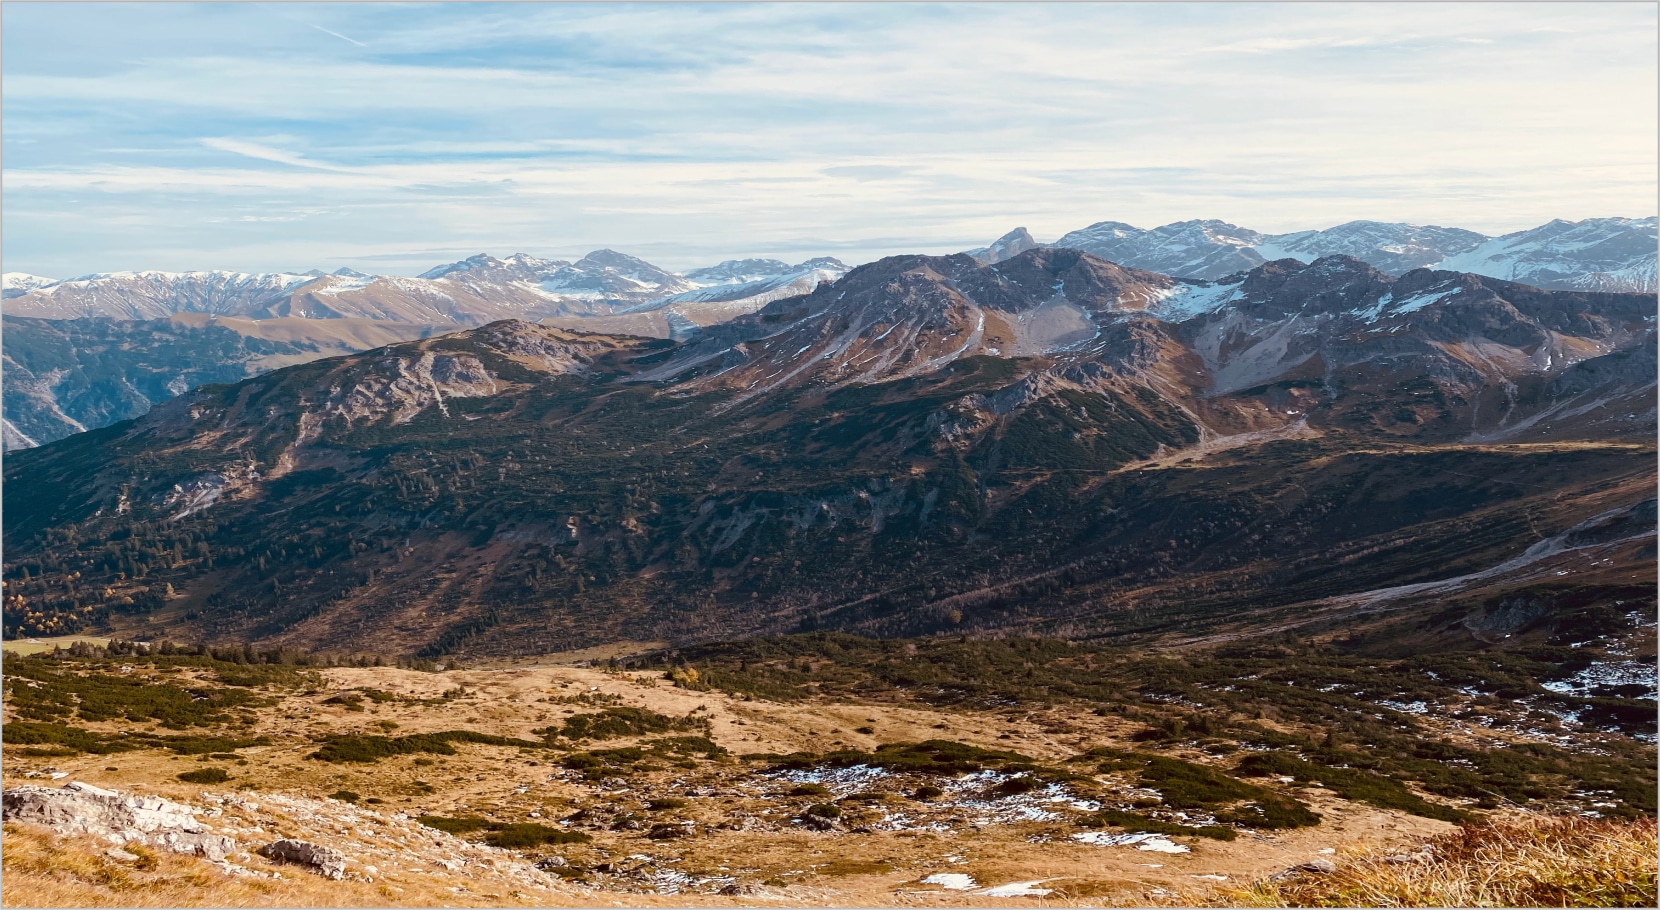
[
  {"x1": 2, "y1": 1, "x2": 1654, "y2": 276},
  {"x1": 199, "y1": 138, "x2": 356, "y2": 172}
]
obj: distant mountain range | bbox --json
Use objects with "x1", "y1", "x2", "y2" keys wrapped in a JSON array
[
  {"x1": 2, "y1": 251, "x2": 850, "y2": 327},
  {"x1": 1034, "y1": 216, "x2": 1657, "y2": 292},
  {"x1": 2, "y1": 215, "x2": 1652, "y2": 451},
  {"x1": 6, "y1": 216, "x2": 1651, "y2": 323},
  {"x1": 4, "y1": 247, "x2": 1652, "y2": 654}
]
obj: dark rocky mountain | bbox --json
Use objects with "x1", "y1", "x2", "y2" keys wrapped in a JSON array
[
  {"x1": 4, "y1": 249, "x2": 1652, "y2": 660},
  {"x1": 1, "y1": 314, "x2": 437, "y2": 449}
]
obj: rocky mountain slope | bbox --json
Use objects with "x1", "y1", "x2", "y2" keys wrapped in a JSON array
[
  {"x1": 2, "y1": 315, "x2": 439, "y2": 449},
  {"x1": 5, "y1": 216, "x2": 1646, "y2": 452},
  {"x1": 3, "y1": 249, "x2": 1652, "y2": 659},
  {"x1": 0, "y1": 255, "x2": 848, "y2": 449}
]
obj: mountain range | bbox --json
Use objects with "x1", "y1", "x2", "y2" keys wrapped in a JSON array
[
  {"x1": 6, "y1": 216, "x2": 1651, "y2": 324},
  {"x1": 4, "y1": 246, "x2": 1652, "y2": 659},
  {"x1": 2, "y1": 251, "x2": 850, "y2": 326},
  {"x1": 5, "y1": 215, "x2": 1652, "y2": 455},
  {"x1": 1047, "y1": 216, "x2": 1658, "y2": 290}
]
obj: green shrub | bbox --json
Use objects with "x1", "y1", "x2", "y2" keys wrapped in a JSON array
[
  {"x1": 561, "y1": 752, "x2": 606, "y2": 771},
  {"x1": 1215, "y1": 793, "x2": 1323, "y2": 829},
  {"x1": 540, "y1": 707, "x2": 709, "y2": 741},
  {"x1": 418, "y1": 815, "x2": 494, "y2": 834},
  {"x1": 1136, "y1": 755, "x2": 1260, "y2": 808},
  {"x1": 770, "y1": 739, "x2": 1042, "y2": 778},
  {"x1": 1236, "y1": 752, "x2": 1467, "y2": 822},
  {"x1": 788, "y1": 783, "x2": 831, "y2": 797},
  {"x1": 177, "y1": 768, "x2": 231, "y2": 784},
  {"x1": 309, "y1": 730, "x2": 545, "y2": 763},
  {"x1": 2, "y1": 721, "x2": 134, "y2": 754},
  {"x1": 1079, "y1": 809, "x2": 1237, "y2": 841},
  {"x1": 484, "y1": 823, "x2": 591, "y2": 849},
  {"x1": 991, "y1": 776, "x2": 1042, "y2": 797},
  {"x1": 804, "y1": 803, "x2": 841, "y2": 819},
  {"x1": 329, "y1": 790, "x2": 360, "y2": 803}
]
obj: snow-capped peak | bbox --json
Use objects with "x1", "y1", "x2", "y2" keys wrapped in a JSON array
[{"x1": 2, "y1": 272, "x2": 60, "y2": 296}]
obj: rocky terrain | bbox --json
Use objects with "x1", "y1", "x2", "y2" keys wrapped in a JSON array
[
  {"x1": 2, "y1": 315, "x2": 440, "y2": 449},
  {"x1": 4, "y1": 637, "x2": 1652, "y2": 906}
]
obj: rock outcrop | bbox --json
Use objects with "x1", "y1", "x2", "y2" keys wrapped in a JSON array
[
  {"x1": 256, "y1": 838, "x2": 349, "y2": 879},
  {"x1": 2, "y1": 781, "x2": 235, "y2": 861}
]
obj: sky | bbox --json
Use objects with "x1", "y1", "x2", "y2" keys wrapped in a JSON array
[{"x1": 3, "y1": 1, "x2": 1656, "y2": 277}]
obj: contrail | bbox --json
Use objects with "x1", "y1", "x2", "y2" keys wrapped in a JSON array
[{"x1": 311, "y1": 24, "x2": 368, "y2": 47}]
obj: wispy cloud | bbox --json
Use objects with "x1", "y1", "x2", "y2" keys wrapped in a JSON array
[
  {"x1": 200, "y1": 138, "x2": 357, "y2": 172},
  {"x1": 2, "y1": 1, "x2": 1653, "y2": 276},
  {"x1": 311, "y1": 24, "x2": 368, "y2": 48}
]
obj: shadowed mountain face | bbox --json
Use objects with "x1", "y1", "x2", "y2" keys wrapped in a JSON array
[
  {"x1": 1, "y1": 315, "x2": 439, "y2": 449},
  {"x1": 3, "y1": 250, "x2": 1653, "y2": 658}
]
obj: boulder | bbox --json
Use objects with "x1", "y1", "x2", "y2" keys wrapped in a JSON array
[
  {"x1": 2, "y1": 782, "x2": 235, "y2": 861},
  {"x1": 647, "y1": 821, "x2": 695, "y2": 839},
  {"x1": 257, "y1": 839, "x2": 349, "y2": 880},
  {"x1": 799, "y1": 813, "x2": 839, "y2": 832}
]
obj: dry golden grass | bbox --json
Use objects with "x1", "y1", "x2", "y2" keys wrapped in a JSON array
[
  {"x1": 0, "y1": 823, "x2": 516, "y2": 908},
  {"x1": 1224, "y1": 815, "x2": 1658, "y2": 908}
]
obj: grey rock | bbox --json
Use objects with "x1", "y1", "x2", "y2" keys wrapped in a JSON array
[
  {"x1": 257, "y1": 839, "x2": 349, "y2": 880},
  {"x1": 1381, "y1": 853, "x2": 1427, "y2": 866},
  {"x1": 2, "y1": 782, "x2": 235, "y2": 861},
  {"x1": 1269, "y1": 858, "x2": 1338, "y2": 881},
  {"x1": 647, "y1": 821, "x2": 695, "y2": 840},
  {"x1": 800, "y1": 813, "x2": 839, "y2": 832}
]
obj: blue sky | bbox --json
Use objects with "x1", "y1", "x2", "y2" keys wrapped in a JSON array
[{"x1": 3, "y1": 2, "x2": 1655, "y2": 277}]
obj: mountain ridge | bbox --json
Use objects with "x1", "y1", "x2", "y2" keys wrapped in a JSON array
[{"x1": 4, "y1": 249, "x2": 1651, "y2": 659}]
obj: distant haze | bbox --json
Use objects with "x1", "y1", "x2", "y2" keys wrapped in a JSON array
[{"x1": 2, "y1": 1, "x2": 1654, "y2": 277}]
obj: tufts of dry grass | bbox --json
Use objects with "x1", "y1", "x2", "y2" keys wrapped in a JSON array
[
  {"x1": 1226, "y1": 815, "x2": 1658, "y2": 908},
  {"x1": 0, "y1": 823, "x2": 514, "y2": 908}
]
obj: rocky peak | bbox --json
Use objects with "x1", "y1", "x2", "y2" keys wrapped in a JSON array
[
  {"x1": 965, "y1": 227, "x2": 1040, "y2": 265},
  {"x1": 1232, "y1": 255, "x2": 1393, "y2": 318}
]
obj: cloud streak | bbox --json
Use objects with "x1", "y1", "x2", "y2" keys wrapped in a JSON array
[
  {"x1": 311, "y1": 24, "x2": 368, "y2": 48},
  {"x1": 2, "y1": 2, "x2": 1654, "y2": 276}
]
